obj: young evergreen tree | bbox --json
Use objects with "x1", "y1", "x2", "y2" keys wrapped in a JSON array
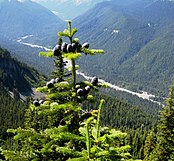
[
  {"x1": 143, "y1": 128, "x2": 157, "y2": 161},
  {"x1": 1, "y1": 21, "x2": 139, "y2": 161},
  {"x1": 146, "y1": 82, "x2": 174, "y2": 161}
]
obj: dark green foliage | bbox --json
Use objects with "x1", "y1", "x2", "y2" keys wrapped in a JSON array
[
  {"x1": 101, "y1": 96, "x2": 157, "y2": 130},
  {"x1": 0, "y1": 47, "x2": 45, "y2": 138},
  {"x1": 0, "y1": 25, "x2": 163, "y2": 160},
  {"x1": 125, "y1": 128, "x2": 148, "y2": 160},
  {"x1": 83, "y1": 92, "x2": 158, "y2": 130},
  {"x1": 143, "y1": 128, "x2": 157, "y2": 161},
  {"x1": 0, "y1": 47, "x2": 44, "y2": 94},
  {"x1": 100, "y1": 87, "x2": 162, "y2": 116},
  {"x1": 0, "y1": 87, "x2": 28, "y2": 140},
  {"x1": 1, "y1": 0, "x2": 174, "y2": 98},
  {"x1": 0, "y1": 85, "x2": 29, "y2": 160},
  {"x1": 1, "y1": 21, "x2": 139, "y2": 161},
  {"x1": 0, "y1": 47, "x2": 46, "y2": 160},
  {"x1": 144, "y1": 82, "x2": 174, "y2": 160},
  {"x1": 74, "y1": 0, "x2": 174, "y2": 96},
  {"x1": 0, "y1": 48, "x2": 11, "y2": 58},
  {"x1": 82, "y1": 91, "x2": 159, "y2": 160}
]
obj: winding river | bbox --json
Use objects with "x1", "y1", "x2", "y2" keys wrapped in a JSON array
[{"x1": 16, "y1": 35, "x2": 162, "y2": 105}]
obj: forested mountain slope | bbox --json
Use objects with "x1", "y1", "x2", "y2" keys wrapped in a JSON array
[
  {"x1": 0, "y1": 0, "x2": 65, "y2": 74},
  {"x1": 1, "y1": 0, "x2": 174, "y2": 97},
  {"x1": 0, "y1": 47, "x2": 42, "y2": 94},
  {"x1": 0, "y1": 19, "x2": 164, "y2": 160},
  {"x1": 0, "y1": 0, "x2": 63, "y2": 39},
  {"x1": 74, "y1": 0, "x2": 174, "y2": 96},
  {"x1": 34, "y1": 0, "x2": 105, "y2": 20},
  {"x1": 0, "y1": 47, "x2": 42, "y2": 158}
]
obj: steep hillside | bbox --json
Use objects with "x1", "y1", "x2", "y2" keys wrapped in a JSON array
[
  {"x1": 0, "y1": 0, "x2": 63, "y2": 39},
  {"x1": 0, "y1": 0, "x2": 65, "y2": 75},
  {"x1": 74, "y1": 0, "x2": 174, "y2": 96},
  {"x1": 0, "y1": 47, "x2": 42, "y2": 94},
  {"x1": 35, "y1": 0, "x2": 105, "y2": 20},
  {"x1": 1, "y1": 0, "x2": 173, "y2": 97},
  {"x1": 0, "y1": 47, "x2": 43, "y2": 155}
]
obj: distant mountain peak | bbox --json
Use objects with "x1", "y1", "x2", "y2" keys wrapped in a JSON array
[
  {"x1": 0, "y1": 0, "x2": 30, "y2": 3},
  {"x1": 32, "y1": 0, "x2": 92, "y2": 6},
  {"x1": 0, "y1": 0, "x2": 64, "y2": 39},
  {"x1": 8, "y1": 0, "x2": 26, "y2": 2},
  {"x1": 30, "y1": 0, "x2": 106, "y2": 19}
]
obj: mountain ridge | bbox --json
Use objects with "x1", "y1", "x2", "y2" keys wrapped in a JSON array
[
  {"x1": 1, "y1": 0, "x2": 174, "y2": 96},
  {"x1": 33, "y1": 0, "x2": 106, "y2": 20},
  {"x1": 0, "y1": 0, "x2": 64, "y2": 39},
  {"x1": 74, "y1": 0, "x2": 174, "y2": 96},
  {"x1": 0, "y1": 0, "x2": 65, "y2": 75},
  {"x1": 0, "y1": 47, "x2": 42, "y2": 95}
]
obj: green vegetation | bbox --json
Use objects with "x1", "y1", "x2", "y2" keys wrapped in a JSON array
[
  {"x1": 0, "y1": 47, "x2": 46, "y2": 159},
  {"x1": 0, "y1": 45, "x2": 158, "y2": 160},
  {"x1": 0, "y1": 47, "x2": 44, "y2": 93},
  {"x1": 74, "y1": 0, "x2": 174, "y2": 96},
  {"x1": 1, "y1": 1, "x2": 174, "y2": 160},
  {"x1": 0, "y1": 85, "x2": 28, "y2": 139},
  {"x1": 82, "y1": 91, "x2": 160, "y2": 160},
  {"x1": 0, "y1": 21, "x2": 141, "y2": 161},
  {"x1": 0, "y1": 84, "x2": 29, "y2": 160},
  {"x1": 144, "y1": 82, "x2": 174, "y2": 160},
  {"x1": 2, "y1": 0, "x2": 174, "y2": 98},
  {"x1": 1, "y1": 17, "x2": 174, "y2": 160}
]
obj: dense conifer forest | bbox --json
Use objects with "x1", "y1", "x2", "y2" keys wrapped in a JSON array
[{"x1": 0, "y1": 21, "x2": 173, "y2": 161}]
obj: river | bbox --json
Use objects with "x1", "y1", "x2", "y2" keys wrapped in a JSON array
[{"x1": 16, "y1": 35, "x2": 162, "y2": 105}]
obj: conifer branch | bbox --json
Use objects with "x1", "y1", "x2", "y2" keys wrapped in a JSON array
[{"x1": 96, "y1": 99, "x2": 105, "y2": 140}]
